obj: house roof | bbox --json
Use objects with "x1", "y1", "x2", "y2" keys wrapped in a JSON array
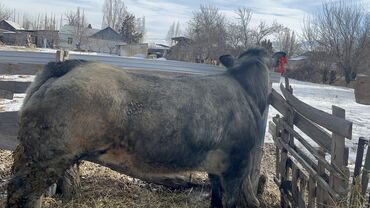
[
  {"x1": 171, "y1": 36, "x2": 192, "y2": 42},
  {"x1": 1, "y1": 20, "x2": 24, "y2": 30},
  {"x1": 59, "y1": 25, "x2": 99, "y2": 37},
  {"x1": 90, "y1": 27, "x2": 123, "y2": 41}
]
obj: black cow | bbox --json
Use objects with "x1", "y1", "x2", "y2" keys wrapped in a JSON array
[{"x1": 7, "y1": 48, "x2": 270, "y2": 208}]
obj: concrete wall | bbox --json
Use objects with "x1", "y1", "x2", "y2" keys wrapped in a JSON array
[
  {"x1": 119, "y1": 43, "x2": 148, "y2": 57},
  {"x1": 86, "y1": 38, "x2": 125, "y2": 54}
]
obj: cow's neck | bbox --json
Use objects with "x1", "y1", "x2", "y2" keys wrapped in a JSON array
[{"x1": 232, "y1": 68, "x2": 269, "y2": 115}]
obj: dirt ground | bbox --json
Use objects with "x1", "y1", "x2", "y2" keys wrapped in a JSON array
[{"x1": 0, "y1": 143, "x2": 279, "y2": 208}]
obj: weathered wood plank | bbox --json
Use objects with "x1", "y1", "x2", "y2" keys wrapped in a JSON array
[
  {"x1": 270, "y1": 88, "x2": 332, "y2": 152},
  {"x1": 0, "y1": 134, "x2": 18, "y2": 150},
  {"x1": 268, "y1": 121, "x2": 277, "y2": 137},
  {"x1": 361, "y1": 145, "x2": 370, "y2": 196},
  {"x1": 0, "y1": 81, "x2": 31, "y2": 93},
  {"x1": 0, "y1": 111, "x2": 19, "y2": 150},
  {"x1": 292, "y1": 164, "x2": 300, "y2": 206},
  {"x1": 0, "y1": 89, "x2": 14, "y2": 99},
  {"x1": 270, "y1": 89, "x2": 289, "y2": 116},
  {"x1": 275, "y1": 137, "x2": 341, "y2": 201},
  {"x1": 298, "y1": 176, "x2": 307, "y2": 208},
  {"x1": 354, "y1": 138, "x2": 367, "y2": 184},
  {"x1": 269, "y1": 121, "x2": 281, "y2": 178},
  {"x1": 307, "y1": 176, "x2": 316, "y2": 208},
  {"x1": 274, "y1": 117, "x2": 346, "y2": 179},
  {"x1": 0, "y1": 63, "x2": 43, "y2": 75},
  {"x1": 0, "y1": 111, "x2": 19, "y2": 134},
  {"x1": 330, "y1": 106, "x2": 349, "y2": 199},
  {"x1": 280, "y1": 83, "x2": 352, "y2": 139},
  {"x1": 316, "y1": 149, "x2": 327, "y2": 208},
  {"x1": 295, "y1": 114, "x2": 332, "y2": 152},
  {"x1": 293, "y1": 144, "x2": 319, "y2": 172}
]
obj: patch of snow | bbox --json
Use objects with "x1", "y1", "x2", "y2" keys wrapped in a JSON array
[
  {"x1": 0, "y1": 94, "x2": 25, "y2": 111},
  {"x1": 157, "y1": 58, "x2": 167, "y2": 61},
  {"x1": 0, "y1": 75, "x2": 35, "y2": 82}
]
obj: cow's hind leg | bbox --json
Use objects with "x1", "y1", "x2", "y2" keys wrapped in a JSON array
[{"x1": 208, "y1": 173, "x2": 223, "y2": 208}]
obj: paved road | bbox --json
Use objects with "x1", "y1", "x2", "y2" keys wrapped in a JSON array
[{"x1": 0, "y1": 50, "x2": 226, "y2": 75}]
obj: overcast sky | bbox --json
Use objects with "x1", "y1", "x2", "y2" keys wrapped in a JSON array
[{"x1": 1, "y1": 0, "x2": 369, "y2": 44}]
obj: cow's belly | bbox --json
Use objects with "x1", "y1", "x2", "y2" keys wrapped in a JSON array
[{"x1": 95, "y1": 146, "x2": 228, "y2": 178}]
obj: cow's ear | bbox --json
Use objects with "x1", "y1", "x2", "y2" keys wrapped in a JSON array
[{"x1": 219, "y1": 55, "x2": 234, "y2": 68}]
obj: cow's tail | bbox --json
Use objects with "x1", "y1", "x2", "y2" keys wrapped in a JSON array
[{"x1": 23, "y1": 60, "x2": 87, "y2": 106}]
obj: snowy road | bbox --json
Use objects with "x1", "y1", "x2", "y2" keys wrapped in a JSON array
[{"x1": 0, "y1": 50, "x2": 225, "y2": 75}]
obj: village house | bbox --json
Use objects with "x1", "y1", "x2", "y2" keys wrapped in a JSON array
[
  {"x1": 59, "y1": 25, "x2": 126, "y2": 54},
  {"x1": 0, "y1": 20, "x2": 58, "y2": 48},
  {"x1": 58, "y1": 24, "x2": 99, "y2": 51},
  {"x1": 166, "y1": 36, "x2": 193, "y2": 62}
]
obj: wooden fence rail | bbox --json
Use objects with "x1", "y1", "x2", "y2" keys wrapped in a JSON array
[{"x1": 269, "y1": 77, "x2": 370, "y2": 207}]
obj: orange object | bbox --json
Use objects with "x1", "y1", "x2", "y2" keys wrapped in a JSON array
[{"x1": 277, "y1": 56, "x2": 288, "y2": 74}]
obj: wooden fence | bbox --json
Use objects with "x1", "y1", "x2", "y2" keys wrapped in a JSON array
[{"x1": 269, "y1": 77, "x2": 369, "y2": 207}]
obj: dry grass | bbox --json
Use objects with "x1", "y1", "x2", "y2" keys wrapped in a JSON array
[{"x1": 0, "y1": 144, "x2": 280, "y2": 208}]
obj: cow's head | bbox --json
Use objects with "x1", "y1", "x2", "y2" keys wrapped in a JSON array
[{"x1": 219, "y1": 48, "x2": 269, "y2": 73}]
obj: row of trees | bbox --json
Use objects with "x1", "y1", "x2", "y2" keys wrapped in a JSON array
[
  {"x1": 0, "y1": 3, "x2": 12, "y2": 20},
  {"x1": 303, "y1": 1, "x2": 370, "y2": 84},
  {"x1": 167, "y1": 5, "x2": 297, "y2": 63},
  {"x1": 167, "y1": 1, "x2": 370, "y2": 84}
]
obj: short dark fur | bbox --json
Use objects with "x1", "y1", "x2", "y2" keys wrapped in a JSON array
[{"x1": 7, "y1": 48, "x2": 270, "y2": 208}]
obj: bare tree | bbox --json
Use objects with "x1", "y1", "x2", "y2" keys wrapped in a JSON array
[
  {"x1": 166, "y1": 22, "x2": 176, "y2": 45},
  {"x1": 275, "y1": 27, "x2": 299, "y2": 57},
  {"x1": 236, "y1": 8, "x2": 253, "y2": 48},
  {"x1": 102, "y1": 0, "x2": 127, "y2": 31},
  {"x1": 65, "y1": 8, "x2": 89, "y2": 50},
  {"x1": 252, "y1": 21, "x2": 283, "y2": 45},
  {"x1": 175, "y1": 22, "x2": 181, "y2": 37},
  {"x1": 135, "y1": 16, "x2": 146, "y2": 43},
  {"x1": 303, "y1": 0, "x2": 370, "y2": 83},
  {"x1": 22, "y1": 15, "x2": 32, "y2": 30},
  {"x1": 0, "y1": 3, "x2": 12, "y2": 20},
  {"x1": 226, "y1": 8, "x2": 253, "y2": 55},
  {"x1": 188, "y1": 5, "x2": 228, "y2": 61}
]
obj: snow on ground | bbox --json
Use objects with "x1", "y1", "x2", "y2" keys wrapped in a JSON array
[
  {"x1": 0, "y1": 45, "x2": 119, "y2": 57},
  {"x1": 266, "y1": 78, "x2": 370, "y2": 171},
  {"x1": 0, "y1": 76, "x2": 369, "y2": 171}
]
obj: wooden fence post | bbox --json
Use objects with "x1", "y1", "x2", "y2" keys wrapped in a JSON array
[
  {"x1": 330, "y1": 105, "x2": 350, "y2": 205},
  {"x1": 292, "y1": 164, "x2": 300, "y2": 206},
  {"x1": 361, "y1": 144, "x2": 370, "y2": 197},
  {"x1": 307, "y1": 176, "x2": 316, "y2": 208},
  {"x1": 56, "y1": 49, "x2": 64, "y2": 62},
  {"x1": 64, "y1": 50, "x2": 70, "y2": 60},
  {"x1": 316, "y1": 148, "x2": 327, "y2": 208},
  {"x1": 354, "y1": 137, "x2": 368, "y2": 184},
  {"x1": 298, "y1": 176, "x2": 307, "y2": 208}
]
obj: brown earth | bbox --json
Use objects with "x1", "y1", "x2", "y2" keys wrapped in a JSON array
[{"x1": 0, "y1": 143, "x2": 279, "y2": 208}]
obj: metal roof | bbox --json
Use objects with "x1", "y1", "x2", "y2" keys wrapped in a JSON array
[{"x1": 2, "y1": 20, "x2": 24, "y2": 30}]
